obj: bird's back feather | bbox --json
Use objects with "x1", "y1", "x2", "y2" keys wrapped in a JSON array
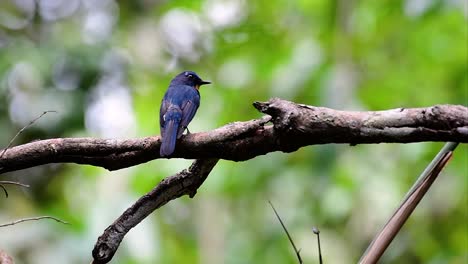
[
  {"x1": 159, "y1": 77, "x2": 202, "y2": 156},
  {"x1": 160, "y1": 107, "x2": 182, "y2": 156}
]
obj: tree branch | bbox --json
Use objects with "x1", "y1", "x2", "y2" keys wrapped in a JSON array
[
  {"x1": 1, "y1": 98, "x2": 465, "y2": 263},
  {"x1": 359, "y1": 142, "x2": 458, "y2": 263},
  {"x1": 0, "y1": 98, "x2": 466, "y2": 174},
  {"x1": 91, "y1": 158, "x2": 219, "y2": 264}
]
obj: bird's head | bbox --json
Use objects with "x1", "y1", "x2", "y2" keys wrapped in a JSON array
[{"x1": 171, "y1": 71, "x2": 211, "y2": 90}]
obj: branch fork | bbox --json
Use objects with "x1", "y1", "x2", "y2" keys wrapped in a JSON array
[{"x1": 0, "y1": 98, "x2": 466, "y2": 263}]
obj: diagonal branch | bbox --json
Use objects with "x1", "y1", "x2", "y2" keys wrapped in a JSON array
[
  {"x1": 269, "y1": 201, "x2": 303, "y2": 264},
  {"x1": 0, "y1": 99, "x2": 466, "y2": 175},
  {"x1": 359, "y1": 142, "x2": 458, "y2": 263},
  {"x1": 91, "y1": 158, "x2": 219, "y2": 264}
]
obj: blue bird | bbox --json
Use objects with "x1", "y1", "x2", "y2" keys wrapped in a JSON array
[{"x1": 159, "y1": 71, "x2": 210, "y2": 156}]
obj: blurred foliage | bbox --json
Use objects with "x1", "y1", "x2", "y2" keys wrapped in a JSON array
[{"x1": 0, "y1": 0, "x2": 467, "y2": 263}]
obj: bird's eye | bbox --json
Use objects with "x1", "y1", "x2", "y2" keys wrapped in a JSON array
[{"x1": 188, "y1": 74, "x2": 193, "y2": 79}]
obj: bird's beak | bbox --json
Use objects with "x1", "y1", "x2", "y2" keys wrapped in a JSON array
[{"x1": 195, "y1": 80, "x2": 211, "y2": 90}]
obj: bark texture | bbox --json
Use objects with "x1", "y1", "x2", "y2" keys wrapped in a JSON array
[
  {"x1": 92, "y1": 159, "x2": 218, "y2": 264},
  {"x1": 1, "y1": 99, "x2": 466, "y2": 175}
]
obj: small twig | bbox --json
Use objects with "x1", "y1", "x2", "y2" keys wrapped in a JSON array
[
  {"x1": 0, "y1": 110, "x2": 57, "y2": 159},
  {"x1": 0, "y1": 111, "x2": 53, "y2": 197},
  {"x1": 0, "y1": 180, "x2": 30, "y2": 198},
  {"x1": 0, "y1": 216, "x2": 69, "y2": 228},
  {"x1": 268, "y1": 201, "x2": 303, "y2": 264},
  {"x1": 0, "y1": 181, "x2": 30, "y2": 188},
  {"x1": 359, "y1": 142, "x2": 458, "y2": 263},
  {"x1": 0, "y1": 185, "x2": 7, "y2": 198},
  {"x1": 312, "y1": 227, "x2": 323, "y2": 264}
]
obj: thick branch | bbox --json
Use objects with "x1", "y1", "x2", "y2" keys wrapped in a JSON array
[
  {"x1": 1, "y1": 99, "x2": 467, "y2": 174},
  {"x1": 92, "y1": 158, "x2": 219, "y2": 264},
  {"x1": 1, "y1": 98, "x2": 465, "y2": 264}
]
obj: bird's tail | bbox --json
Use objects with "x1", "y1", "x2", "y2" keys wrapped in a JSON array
[{"x1": 160, "y1": 109, "x2": 182, "y2": 156}]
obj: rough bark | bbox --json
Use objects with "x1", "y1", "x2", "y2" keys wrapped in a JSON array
[
  {"x1": 0, "y1": 99, "x2": 466, "y2": 175},
  {"x1": 92, "y1": 159, "x2": 219, "y2": 264}
]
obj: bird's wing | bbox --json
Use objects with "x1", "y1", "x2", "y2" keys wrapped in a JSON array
[
  {"x1": 159, "y1": 98, "x2": 171, "y2": 135},
  {"x1": 160, "y1": 106, "x2": 182, "y2": 156},
  {"x1": 177, "y1": 98, "x2": 199, "y2": 138}
]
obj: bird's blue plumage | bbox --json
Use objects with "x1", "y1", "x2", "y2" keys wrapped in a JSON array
[{"x1": 159, "y1": 71, "x2": 210, "y2": 156}]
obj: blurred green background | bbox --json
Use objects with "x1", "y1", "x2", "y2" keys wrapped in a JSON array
[{"x1": 0, "y1": 0, "x2": 467, "y2": 263}]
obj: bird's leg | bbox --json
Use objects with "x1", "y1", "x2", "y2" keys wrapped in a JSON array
[{"x1": 185, "y1": 127, "x2": 191, "y2": 135}]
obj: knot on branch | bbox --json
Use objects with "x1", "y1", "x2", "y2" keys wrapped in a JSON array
[
  {"x1": 254, "y1": 98, "x2": 303, "y2": 151},
  {"x1": 92, "y1": 226, "x2": 122, "y2": 264},
  {"x1": 254, "y1": 98, "x2": 352, "y2": 151},
  {"x1": 425, "y1": 105, "x2": 468, "y2": 129},
  {"x1": 254, "y1": 98, "x2": 298, "y2": 128}
]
